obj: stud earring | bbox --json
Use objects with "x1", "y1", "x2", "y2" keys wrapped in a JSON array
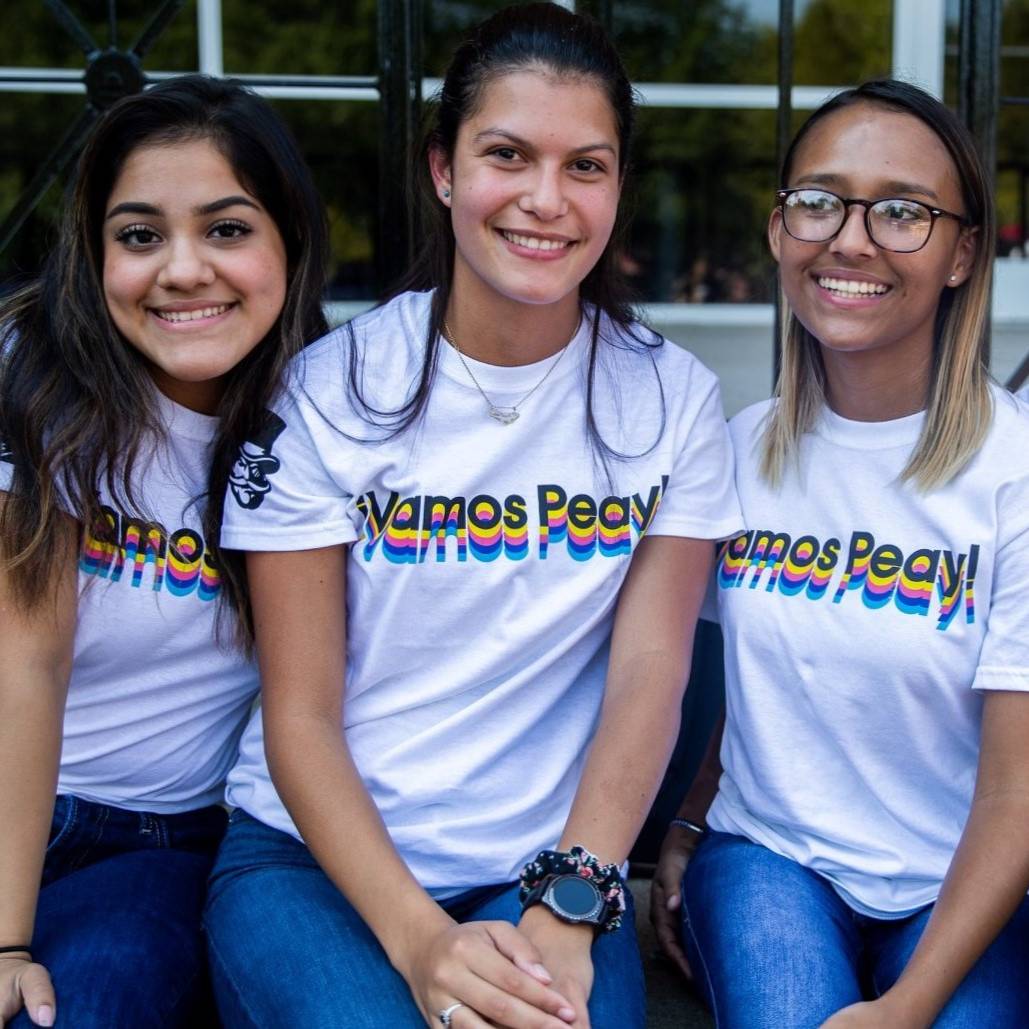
[
  {"x1": 442, "y1": 189, "x2": 451, "y2": 199},
  {"x1": 950, "y1": 274, "x2": 957, "y2": 281}
]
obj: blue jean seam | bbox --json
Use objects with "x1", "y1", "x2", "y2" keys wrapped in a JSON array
[
  {"x1": 70, "y1": 801, "x2": 111, "y2": 873},
  {"x1": 681, "y1": 890, "x2": 722, "y2": 1029},
  {"x1": 45, "y1": 795, "x2": 78, "y2": 855},
  {"x1": 206, "y1": 929, "x2": 264, "y2": 1029}
]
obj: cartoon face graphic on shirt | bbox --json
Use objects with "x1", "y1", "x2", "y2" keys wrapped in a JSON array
[{"x1": 229, "y1": 411, "x2": 286, "y2": 510}]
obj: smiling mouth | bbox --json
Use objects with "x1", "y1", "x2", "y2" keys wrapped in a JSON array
[
  {"x1": 816, "y1": 276, "x2": 891, "y2": 298},
  {"x1": 153, "y1": 303, "x2": 234, "y2": 323},
  {"x1": 501, "y1": 230, "x2": 574, "y2": 252}
]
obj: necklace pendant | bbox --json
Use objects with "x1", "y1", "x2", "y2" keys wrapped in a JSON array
[{"x1": 489, "y1": 406, "x2": 519, "y2": 425}]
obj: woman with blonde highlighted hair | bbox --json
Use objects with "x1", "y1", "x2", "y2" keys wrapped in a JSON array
[{"x1": 655, "y1": 79, "x2": 1029, "y2": 1028}]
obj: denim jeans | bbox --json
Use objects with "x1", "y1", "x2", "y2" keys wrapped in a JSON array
[
  {"x1": 681, "y1": 831, "x2": 1029, "y2": 1029},
  {"x1": 9, "y1": 794, "x2": 226, "y2": 1029},
  {"x1": 205, "y1": 810, "x2": 647, "y2": 1028}
]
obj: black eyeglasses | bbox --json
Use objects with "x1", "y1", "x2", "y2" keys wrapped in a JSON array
[{"x1": 776, "y1": 188, "x2": 968, "y2": 254}]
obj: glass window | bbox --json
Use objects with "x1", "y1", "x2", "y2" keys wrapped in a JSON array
[
  {"x1": 0, "y1": 0, "x2": 928, "y2": 323},
  {"x1": 0, "y1": 0, "x2": 197, "y2": 70},
  {"x1": 423, "y1": 0, "x2": 516, "y2": 75},
  {"x1": 992, "y1": 0, "x2": 1029, "y2": 386},
  {"x1": 792, "y1": 0, "x2": 893, "y2": 85},
  {"x1": 612, "y1": 1, "x2": 779, "y2": 85},
  {"x1": 612, "y1": 0, "x2": 891, "y2": 86},
  {"x1": 997, "y1": 0, "x2": 1029, "y2": 255},
  {"x1": 0, "y1": 93, "x2": 86, "y2": 283},
  {"x1": 627, "y1": 107, "x2": 778, "y2": 304},
  {"x1": 222, "y1": 0, "x2": 376, "y2": 76},
  {"x1": 268, "y1": 100, "x2": 379, "y2": 300}
]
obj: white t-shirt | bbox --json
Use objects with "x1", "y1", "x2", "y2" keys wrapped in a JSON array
[
  {"x1": 708, "y1": 387, "x2": 1029, "y2": 916},
  {"x1": 1016, "y1": 381, "x2": 1029, "y2": 403},
  {"x1": 1, "y1": 395, "x2": 258, "y2": 813},
  {"x1": 221, "y1": 289, "x2": 742, "y2": 891}
]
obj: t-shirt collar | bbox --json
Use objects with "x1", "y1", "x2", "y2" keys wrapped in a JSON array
[
  {"x1": 814, "y1": 401, "x2": 925, "y2": 450},
  {"x1": 437, "y1": 312, "x2": 592, "y2": 395},
  {"x1": 154, "y1": 388, "x2": 220, "y2": 443}
]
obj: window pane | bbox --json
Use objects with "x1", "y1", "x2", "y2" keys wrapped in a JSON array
[
  {"x1": 612, "y1": 0, "x2": 892, "y2": 87},
  {"x1": 942, "y1": 0, "x2": 959, "y2": 110},
  {"x1": 0, "y1": 0, "x2": 197, "y2": 70},
  {"x1": 1001, "y1": 0, "x2": 1029, "y2": 98},
  {"x1": 613, "y1": 0, "x2": 778, "y2": 85},
  {"x1": 793, "y1": 0, "x2": 893, "y2": 85},
  {"x1": 424, "y1": 0, "x2": 513, "y2": 75},
  {"x1": 996, "y1": 0, "x2": 1029, "y2": 255},
  {"x1": 222, "y1": 0, "x2": 376, "y2": 76},
  {"x1": 0, "y1": 93, "x2": 86, "y2": 283},
  {"x1": 627, "y1": 107, "x2": 777, "y2": 304},
  {"x1": 269, "y1": 100, "x2": 378, "y2": 299}
]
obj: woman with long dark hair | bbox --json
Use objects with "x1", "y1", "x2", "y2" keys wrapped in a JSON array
[
  {"x1": 0, "y1": 75, "x2": 327, "y2": 1027},
  {"x1": 656, "y1": 80, "x2": 1029, "y2": 1027},
  {"x1": 206, "y1": 5, "x2": 741, "y2": 1027}
]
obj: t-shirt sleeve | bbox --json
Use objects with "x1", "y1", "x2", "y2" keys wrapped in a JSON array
[
  {"x1": 647, "y1": 367, "x2": 744, "y2": 541},
  {"x1": 973, "y1": 473, "x2": 1029, "y2": 693},
  {"x1": 220, "y1": 382, "x2": 359, "y2": 552}
]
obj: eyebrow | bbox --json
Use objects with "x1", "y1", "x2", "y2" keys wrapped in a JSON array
[
  {"x1": 470, "y1": 128, "x2": 617, "y2": 157},
  {"x1": 105, "y1": 195, "x2": 260, "y2": 221},
  {"x1": 794, "y1": 172, "x2": 940, "y2": 201}
]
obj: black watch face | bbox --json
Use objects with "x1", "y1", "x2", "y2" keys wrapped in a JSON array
[{"x1": 551, "y1": 875, "x2": 601, "y2": 917}]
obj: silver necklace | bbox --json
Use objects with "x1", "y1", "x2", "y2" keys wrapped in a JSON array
[{"x1": 441, "y1": 318, "x2": 576, "y2": 425}]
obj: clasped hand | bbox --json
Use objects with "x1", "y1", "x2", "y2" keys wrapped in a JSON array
[
  {"x1": 0, "y1": 954, "x2": 55, "y2": 1027},
  {"x1": 403, "y1": 917, "x2": 582, "y2": 1028}
]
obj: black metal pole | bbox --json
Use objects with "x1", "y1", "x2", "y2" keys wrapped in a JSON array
[
  {"x1": 377, "y1": 0, "x2": 422, "y2": 297},
  {"x1": 958, "y1": 0, "x2": 1001, "y2": 182},
  {"x1": 773, "y1": 0, "x2": 795, "y2": 384},
  {"x1": 44, "y1": 0, "x2": 99, "y2": 56},
  {"x1": 131, "y1": 0, "x2": 188, "y2": 58},
  {"x1": 958, "y1": 0, "x2": 1001, "y2": 366}
]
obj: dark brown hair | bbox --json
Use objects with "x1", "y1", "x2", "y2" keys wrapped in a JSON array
[{"x1": 0, "y1": 75, "x2": 328, "y2": 632}]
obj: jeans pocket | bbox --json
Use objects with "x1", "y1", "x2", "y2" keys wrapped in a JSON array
[
  {"x1": 45, "y1": 794, "x2": 78, "y2": 855},
  {"x1": 40, "y1": 795, "x2": 83, "y2": 887}
]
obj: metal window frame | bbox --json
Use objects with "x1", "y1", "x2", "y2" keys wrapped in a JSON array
[{"x1": 7, "y1": 0, "x2": 1018, "y2": 390}]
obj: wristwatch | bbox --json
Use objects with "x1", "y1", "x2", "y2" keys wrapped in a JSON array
[{"x1": 522, "y1": 873, "x2": 611, "y2": 929}]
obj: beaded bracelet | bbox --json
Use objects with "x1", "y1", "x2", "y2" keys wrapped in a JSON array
[{"x1": 518, "y1": 845, "x2": 626, "y2": 933}]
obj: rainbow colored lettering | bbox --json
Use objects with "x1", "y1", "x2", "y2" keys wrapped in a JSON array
[
  {"x1": 355, "y1": 477, "x2": 668, "y2": 564},
  {"x1": 79, "y1": 503, "x2": 220, "y2": 601},
  {"x1": 718, "y1": 528, "x2": 978, "y2": 631}
]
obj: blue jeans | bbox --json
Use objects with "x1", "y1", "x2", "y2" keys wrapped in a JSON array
[
  {"x1": 681, "y1": 831, "x2": 1029, "y2": 1029},
  {"x1": 10, "y1": 794, "x2": 226, "y2": 1029},
  {"x1": 205, "y1": 810, "x2": 646, "y2": 1028}
]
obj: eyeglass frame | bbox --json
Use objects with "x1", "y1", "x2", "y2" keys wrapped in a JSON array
[{"x1": 775, "y1": 188, "x2": 970, "y2": 254}]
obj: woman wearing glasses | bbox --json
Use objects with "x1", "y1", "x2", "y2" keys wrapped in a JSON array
[{"x1": 665, "y1": 80, "x2": 1029, "y2": 1027}]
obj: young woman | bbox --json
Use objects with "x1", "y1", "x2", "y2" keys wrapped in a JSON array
[
  {"x1": 0, "y1": 76, "x2": 327, "y2": 1028},
  {"x1": 206, "y1": 5, "x2": 741, "y2": 1027},
  {"x1": 656, "y1": 80, "x2": 1029, "y2": 1027}
]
